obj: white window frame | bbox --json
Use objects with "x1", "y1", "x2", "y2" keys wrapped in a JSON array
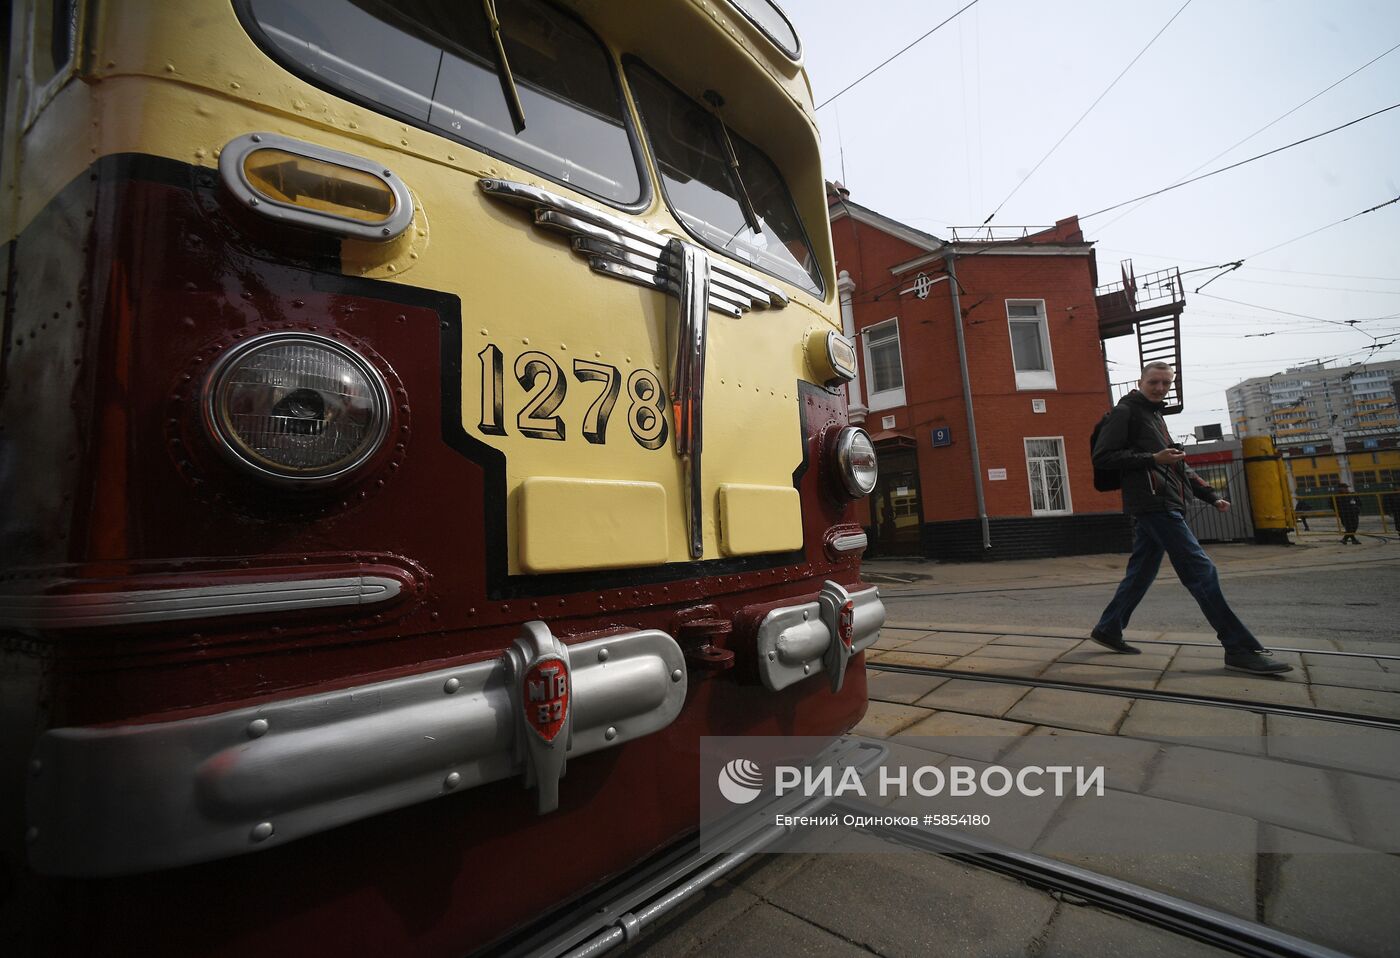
[
  {"x1": 861, "y1": 317, "x2": 906, "y2": 411},
  {"x1": 1024, "y1": 436, "x2": 1072, "y2": 516},
  {"x1": 1006, "y1": 299, "x2": 1056, "y2": 391}
]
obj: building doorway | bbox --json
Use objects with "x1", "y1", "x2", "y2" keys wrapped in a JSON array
[{"x1": 870, "y1": 445, "x2": 923, "y2": 556}]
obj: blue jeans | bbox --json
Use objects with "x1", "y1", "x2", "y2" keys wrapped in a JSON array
[{"x1": 1094, "y1": 511, "x2": 1261, "y2": 654}]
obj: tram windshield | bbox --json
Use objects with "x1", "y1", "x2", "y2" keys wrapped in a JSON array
[
  {"x1": 626, "y1": 60, "x2": 823, "y2": 295},
  {"x1": 244, "y1": 0, "x2": 643, "y2": 204}
]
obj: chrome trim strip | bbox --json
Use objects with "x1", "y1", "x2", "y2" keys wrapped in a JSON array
[
  {"x1": 219, "y1": 132, "x2": 415, "y2": 241},
  {"x1": 667, "y1": 239, "x2": 711, "y2": 559},
  {"x1": 0, "y1": 576, "x2": 403, "y2": 629},
  {"x1": 831, "y1": 533, "x2": 869, "y2": 553},
  {"x1": 479, "y1": 178, "x2": 786, "y2": 315},
  {"x1": 27, "y1": 624, "x2": 687, "y2": 877},
  {"x1": 755, "y1": 583, "x2": 885, "y2": 693}
]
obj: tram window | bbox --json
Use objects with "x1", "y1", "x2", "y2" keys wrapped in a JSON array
[
  {"x1": 243, "y1": 0, "x2": 642, "y2": 205},
  {"x1": 625, "y1": 61, "x2": 823, "y2": 296},
  {"x1": 31, "y1": 0, "x2": 77, "y2": 84}
]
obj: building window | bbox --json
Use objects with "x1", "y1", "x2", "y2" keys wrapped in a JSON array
[
  {"x1": 862, "y1": 318, "x2": 906, "y2": 410},
  {"x1": 1006, "y1": 300, "x2": 1056, "y2": 390},
  {"x1": 1025, "y1": 437, "x2": 1071, "y2": 515}
]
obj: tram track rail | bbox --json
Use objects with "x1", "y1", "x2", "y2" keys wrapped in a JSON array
[
  {"x1": 877, "y1": 622, "x2": 1400, "y2": 662},
  {"x1": 829, "y1": 797, "x2": 1349, "y2": 958},
  {"x1": 866, "y1": 660, "x2": 1400, "y2": 731}
]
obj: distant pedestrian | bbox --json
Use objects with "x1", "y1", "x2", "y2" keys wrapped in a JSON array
[
  {"x1": 1294, "y1": 499, "x2": 1309, "y2": 532},
  {"x1": 1337, "y1": 484, "x2": 1362, "y2": 545},
  {"x1": 1087, "y1": 362, "x2": 1291, "y2": 675}
]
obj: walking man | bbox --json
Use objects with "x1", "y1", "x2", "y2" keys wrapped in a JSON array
[
  {"x1": 1336, "y1": 483, "x2": 1362, "y2": 544},
  {"x1": 1089, "y1": 362, "x2": 1291, "y2": 674}
]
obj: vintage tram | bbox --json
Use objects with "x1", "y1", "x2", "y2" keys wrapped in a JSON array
[{"x1": 0, "y1": 0, "x2": 882, "y2": 953}]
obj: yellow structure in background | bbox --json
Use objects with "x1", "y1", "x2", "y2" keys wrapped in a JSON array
[{"x1": 1242, "y1": 437, "x2": 1292, "y2": 544}]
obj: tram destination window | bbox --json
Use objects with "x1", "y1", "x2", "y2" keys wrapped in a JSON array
[
  {"x1": 244, "y1": 0, "x2": 643, "y2": 205},
  {"x1": 626, "y1": 61, "x2": 823, "y2": 296}
]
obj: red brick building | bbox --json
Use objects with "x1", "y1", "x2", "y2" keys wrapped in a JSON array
[{"x1": 829, "y1": 190, "x2": 1131, "y2": 560}]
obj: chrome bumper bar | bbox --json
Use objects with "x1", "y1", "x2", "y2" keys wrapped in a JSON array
[
  {"x1": 755, "y1": 581, "x2": 885, "y2": 693},
  {"x1": 27, "y1": 622, "x2": 686, "y2": 877}
]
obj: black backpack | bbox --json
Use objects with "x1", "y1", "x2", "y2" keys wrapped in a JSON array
[{"x1": 1090, "y1": 410, "x2": 1120, "y2": 492}]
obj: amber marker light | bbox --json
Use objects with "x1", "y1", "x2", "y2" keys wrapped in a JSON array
[
  {"x1": 220, "y1": 133, "x2": 414, "y2": 241},
  {"x1": 806, "y1": 329, "x2": 857, "y2": 385}
]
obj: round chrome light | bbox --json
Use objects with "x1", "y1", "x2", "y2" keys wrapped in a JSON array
[
  {"x1": 833, "y1": 427, "x2": 878, "y2": 498},
  {"x1": 203, "y1": 333, "x2": 390, "y2": 483}
]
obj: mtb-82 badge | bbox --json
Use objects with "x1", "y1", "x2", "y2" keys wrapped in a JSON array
[{"x1": 0, "y1": 0, "x2": 884, "y2": 954}]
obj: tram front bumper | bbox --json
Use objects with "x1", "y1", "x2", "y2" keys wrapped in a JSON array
[{"x1": 755, "y1": 581, "x2": 885, "y2": 694}]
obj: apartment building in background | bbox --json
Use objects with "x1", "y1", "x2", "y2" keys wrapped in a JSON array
[{"x1": 1226, "y1": 360, "x2": 1400, "y2": 493}]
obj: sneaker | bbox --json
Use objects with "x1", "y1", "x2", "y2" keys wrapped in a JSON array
[
  {"x1": 1089, "y1": 628, "x2": 1141, "y2": 655},
  {"x1": 1224, "y1": 651, "x2": 1293, "y2": 675}
]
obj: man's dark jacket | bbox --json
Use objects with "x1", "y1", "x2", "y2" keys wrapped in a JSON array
[{"x1": 1092, "y1": 390, "x2": 1220, "y2": 515}]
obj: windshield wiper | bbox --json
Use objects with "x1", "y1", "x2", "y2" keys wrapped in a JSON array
[
  {"x1": 703, "y1": 90, "x2": 762, "y2": 235},
  {"x1": 482, "y1": 0, "x2": 527, "y2": 133}
]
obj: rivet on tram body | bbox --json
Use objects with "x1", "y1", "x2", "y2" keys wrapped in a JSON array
[
  {"x1": 768, "y1": 652, "x2": 776, "y2": 661},
  {"x1": 671, "y1": 669, "x2": 683, "y2": 682},
  {"x1": 250, "y1": 822, "x2": 274, "y2": 842},
  {"x1": 803, "y1": 664, "x2": 811, "y2": 674},
  {"x1": 247, "y1": 719, "x2": 269, "y2": 739},
  {"x1": 444, "y1": 772, "x2": 462, "y2": 790},
  {"x1": 604, "y1": 727, "x2": 617, "y2": 741},
  {"x1": 250, "y1": 134, "x2": 260, "y2": 142},
  {"x1": 444, "y1": 677, "x2": 461, "y2": 694},
  {"x1": 802, "y1": 610, "x2": 809, "y2": 620},
  {"x1": 598, "y1": 648, "x2": 610, "y2": 662}
]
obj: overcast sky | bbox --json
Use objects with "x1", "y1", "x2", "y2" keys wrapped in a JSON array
[{"x1": 783, "y1": 0, "x2": 1400, "y2": 438}]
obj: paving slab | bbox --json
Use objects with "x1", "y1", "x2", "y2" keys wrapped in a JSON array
[
  {"x1": 865, "y1": 670, "x2": 948, "y2": 705},
  {"x1": 865, "y1": 650, "x2": 959, "y2": 670},
  {"x1": 1264, "y1": 714, "x2": 1400, "y2": 778},
  {"x1": 1301, "y1": 652, "x2": 1384, "y2": 672},
  {"x1": 851, "y1": 701, "x2": 935, "y2": 739},
  {"x1": 1004, "y1": 687, "x2": 1133, "y2": 734},
  {"x1": 1039, "y1": 903, "x2": 1231, "y2": 958},
  {"x1": 920, "y1": 755, "x2": 1068, "y2": 851},
  {"x1": 1306, "y1": 667, "x2": 1400, "y2": 693},
  {"x1": 1145, "y1": 745, "x2": 1350, "y2": 841},
  {"x1": 1035, "y1": 791, "x2": 1257, "y2": 919},
  {"x1": 1017, "y1": 726, "x2": 1165, "y2": 792},
  {"x1": 939, "y1": 655, "x2": 1051, "y2": 678},
  {"x1": 1309, "y1": 684, "x2": 1400, "y2": 719},
  {"x1": 1052, "y1": 648, "x2": 1176, "y2": 671},
  {"x1": 1118, "y1": 699, "x2": 1264, "y2": 752},
  {"x1": 899, "y1": 711, "x2": 1034, "y2": 762},
  {"x1": 964, "y1": 643, "x2": 1066, "y2": 663},
  {"x1": 899, "y1": 636, "x2": 993, "y2": 656},
  {"x1": 1335, "y1": 771, "x2": 1400, "y2": 851},
  {"x1": 870, "y1": 632, "x2": 919, "y2": 651},
  {"x1": 1330, "y1": 638, "x2": 1400, "y2": 655},
  {"x1": 1038, "y1": 662, "x2": 1164, "y2": 690},
  {"x1": 986, "y1": 633, "x2": 1074, "y2": 649},
  {"x1": 1260, "y1": 826, "x2": 1400, "y2": 958},
  {"x1": 674, "y1": 900, "x2": 872, "y2": 958},
  {"x1": 914, "y1": 678, "x2": 1031, "y2": 717},
  {"x1": 763, "y1": 852, "x2": 1059, "y2": 958},
  {"x1": 1154, "y1": 672, "x2": 1315, "y2": 708}
]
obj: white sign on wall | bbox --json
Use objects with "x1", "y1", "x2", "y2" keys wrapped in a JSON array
[
  {"x1": 1031, "y1": 399, "x2": 1047, "y2": 413},
  {"x1": 882, "y1": 415, "x2": 896, "y2": 429},
  {"x1": 988, "y1": 468, "x2": 1008, "y2": 481}
]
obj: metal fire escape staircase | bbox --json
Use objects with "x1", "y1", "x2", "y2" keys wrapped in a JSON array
[{"x1": 1095, "y1": 261, "x2": 1187, "y2": 414}]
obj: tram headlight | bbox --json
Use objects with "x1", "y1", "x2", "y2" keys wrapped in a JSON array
[
  {"x1": 203, "y1": 333, "x2": 391, "y2": 484},
  {"x1": 832, "y1": 427, "x2": 878, "y2": 499}
]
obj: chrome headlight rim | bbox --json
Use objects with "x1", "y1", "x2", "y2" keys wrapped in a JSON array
[
  {"x1": 833, "y1": 426, "x2": 878, "y2": 499},
  {"x1": 202, "y1": 332, "x2": 392, "y2": 487}
]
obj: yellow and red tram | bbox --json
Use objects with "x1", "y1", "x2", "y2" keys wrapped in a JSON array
[{"x1": 0, "y1": 1, "x2": 882, "y2": 953}]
